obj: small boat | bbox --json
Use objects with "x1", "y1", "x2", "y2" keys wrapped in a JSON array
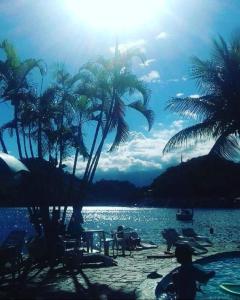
[
  {"x1": 176, "y1": 208, "x2": 193, "y2": 221},
  {"x1": 220, "y1": 283, "x2": 240, "y2": 296}
]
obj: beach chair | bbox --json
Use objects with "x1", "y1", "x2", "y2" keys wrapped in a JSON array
[
  {"x1": 98, "y1": 231, "x2": 115, "y2": 256},
  {"x1": 0, "y1": 230, "x2": 26, "y2": 280},
  {"x1": 161, "y1": 228, "x2": 208, "y2": 255},
  {"x1": 181, "y1": 228, "x2": 213, "y2": 247}
]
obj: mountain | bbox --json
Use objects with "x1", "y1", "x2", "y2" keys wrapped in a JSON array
[
  {"x1": 150, "y1": 154, "x2": 240, "y2": 208},
  {"x1": 86, "y1": 179, "x2": 141, "y2": 205}
]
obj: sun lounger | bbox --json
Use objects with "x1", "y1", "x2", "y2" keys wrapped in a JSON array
[
  {"x1": 181, "y1": 228, "x2": 213, "y2": 247},
  {"x1": 161, "y1": 228, "x2": 208, "y2": 255}
]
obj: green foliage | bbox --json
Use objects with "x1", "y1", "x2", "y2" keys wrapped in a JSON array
[{"x1": 164, "y1": 34, "x2": 240, "y2": 160}]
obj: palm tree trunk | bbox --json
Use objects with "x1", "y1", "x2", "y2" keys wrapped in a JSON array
[
  {"x1": 87, "y1": 94, "x2": 115, "y2": 183},
  {"x1": 59, "y1": 94, "x2": 66, "y2": 167},
  {"x1": 0, "y1": 132, "x2": 8, "y2": 154},
  {"x1": 22, "y1": 127, "x2": 29, "y2": 158},
  {"x1": 28, "y1": 125, "x2": 35, "y2": 158},
  {"x1": 14, "y1": 105, "x2": 23, "y2": 160},
  {"x1": 38, "y1": 118, "x2": 43, "y2": 159},
  {"x1": 88, "y1": 128, "x2": 108, "y2": 184},
  {"x1": 73, "y1": 148, "x2": 79, "y2": 177},
  {"x1": 62, "y1": 145, "x2": 79, "y2": 225},
  {"x1": 83, "y1": 113, "x2": 102, "y2": 181}
]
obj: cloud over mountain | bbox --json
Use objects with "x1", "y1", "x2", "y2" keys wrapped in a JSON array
[{"x1": 64, "y1": 121, "x2": 215, "y2": 185}]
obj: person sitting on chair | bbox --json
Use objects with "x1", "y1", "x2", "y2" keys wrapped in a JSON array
[
  {"x1": 128, "y1": 231, "x2": 141, "y2": 250},
  {"x1": 115, "y1": 225, "x2": 126, "y2": 256}
]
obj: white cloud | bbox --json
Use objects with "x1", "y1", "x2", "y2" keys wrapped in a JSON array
[
  {"x1": 156, "y1": 32, "x2": 168, "y2": 40},
  {"x1": 64, "y1": 120, "x2": 215, "y2": 183},
  {"x1": 110, "y1": 39, "x2": 146, "y2": 53},
  {"x1": 176, "y1": 93, "x2": 184, "y2": 97},
  {"x1": 190, "y1": 94, "x2": 200, "y2": 98},
  {"x1": 168, "y1": 78, "x2": 179, "y2": 82},
  {"x1": 167, "y1": 76, "x2": 188, "y2": 83},
  {"x1": 140, "y1": 70, "x2": 160, "y2": 83},
  {"x1": 139, "y1": 59, "x2": 156, "y2": 67}
]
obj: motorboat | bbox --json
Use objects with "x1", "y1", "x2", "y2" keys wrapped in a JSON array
[{"x1": 176, "y1": 208, "x2": 193, "y2": 221}]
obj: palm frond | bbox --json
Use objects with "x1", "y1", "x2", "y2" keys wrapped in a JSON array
[
  {"x1": 1, "y1": 119, "x2": 15, "y2": 131},
  {"x1": 212, "y1": 35, "x2": 229, "y2": 63},
  {"x1": 163, "y1": 121, "x2": 217, "y2": 154},
  {"x1": 109, "y1": 97, "x2": 129, "y2": 151},
  {"x1": 74, "y1": 133, "x2": 89, "y2": 160},
  {"x1": 116, "y1": 72, "x2": 150, "y2": 105},
  {"x1": 17, "y1": 59, "x2": 46, "y2": 81},
  {"x1": 165, "y1": 96, "x2": 216, "y2": 121},
  {"x1": 0, "y1": 40, "x2": 19, "y2": 67},
  {"x1": 109, "y1": 116, "x2": 129, "y2": 152},
  {"x1": 128, "y1": 100, "x2": 154, "y2": 130},
  {"x1": 209, "y1": 134, "x2": 240, "y2": 160}
]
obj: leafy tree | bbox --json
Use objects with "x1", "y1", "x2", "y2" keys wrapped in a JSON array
[{"x1": 164, "y1": 34, "x2": 240, "y2": 160}]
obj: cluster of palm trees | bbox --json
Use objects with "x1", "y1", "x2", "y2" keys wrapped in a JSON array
[{"x1": 0, "y1": 40, "x2": 153, "y2": 187}]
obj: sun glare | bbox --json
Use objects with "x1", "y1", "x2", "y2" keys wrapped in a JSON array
[{"x1": 65, "y1": 0, "x2": 164, "y2": 32}]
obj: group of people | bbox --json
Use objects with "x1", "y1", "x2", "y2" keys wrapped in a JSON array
[{"x1": 115, "y1": 225, "x2": 141, "y2": 255}]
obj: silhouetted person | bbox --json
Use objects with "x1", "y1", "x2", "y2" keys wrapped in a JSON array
[
  {"x1": 156, "y1": 243, "x2": 215, "y2": 299},
  {"x1": 116, "y1": 225, "x2": 126, "y2": 256},
  {"x1": 171, "y1": 243, "x2": 215, "y2": 299}
]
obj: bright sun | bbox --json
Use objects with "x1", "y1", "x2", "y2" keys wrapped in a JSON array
[{"x1": 64, "y1": 0, "x2": 164, "y2": 32}]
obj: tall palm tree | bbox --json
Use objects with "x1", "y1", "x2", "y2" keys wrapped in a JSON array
[
  {"x1": 0, "y1": 40, "x2": 45, "y2": 159},
  {"x1": 164, "y1": 34, "x2": 240, "y2": 159},
  {"x1": 51, "y1": 65, "x2": 88, "y2": 167},
  {"x1": 81, "y1": 46, "x2": 154, "y2": 184}
]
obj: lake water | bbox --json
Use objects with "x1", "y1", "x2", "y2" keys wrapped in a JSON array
[{"x1": 0, "y1": 207, "x2": 240, "y2": 246}]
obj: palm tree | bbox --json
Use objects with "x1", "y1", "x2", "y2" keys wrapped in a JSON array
[
  {"x1": 0, "y1": 40, "x2": 45, "y2": 159},
  {"x1": 164, "y1": 34, "x2": 240, "y2": 160},
  {"x1": 81, "y1": 46, "x2": 154, "y2": 185},
  {"x1": 52, "y1": 65, "x2": 84, "y2": 167}
]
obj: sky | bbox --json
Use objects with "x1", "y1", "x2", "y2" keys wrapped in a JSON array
[{"x1": 0, "y1": 0, "x2": 240, "y2": 186}]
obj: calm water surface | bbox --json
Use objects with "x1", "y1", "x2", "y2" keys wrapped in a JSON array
[
  {"x1": 0, "y1": 207, "x2": 239, "y2": 245},
  {"x1": 198, "y1": 257, "x2": 240, "y2": 300}
]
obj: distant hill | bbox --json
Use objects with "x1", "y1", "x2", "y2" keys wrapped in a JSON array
[
  {"x1": 150, "y1": 154, "x2": 240, "y2": 208},
  {"x1": 86, "y1": 179, "x2": 141, "y2": 206}
]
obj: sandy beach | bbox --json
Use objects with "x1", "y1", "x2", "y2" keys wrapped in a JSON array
[{"x1": 1, "y1": 239, "x2": 239, "y2": 300}]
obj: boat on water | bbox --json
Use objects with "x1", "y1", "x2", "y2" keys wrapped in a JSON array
[
  {"x1": 220, "y1": 283, "x2": 240, "y2": 296},
  {"x1": 176, "y1": 208, "x2": 194, "y2": 221}
]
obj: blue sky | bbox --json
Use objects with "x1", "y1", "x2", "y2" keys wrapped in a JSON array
[{"x1": 0, "y1": 0, "x2": 240, "y2": 186}]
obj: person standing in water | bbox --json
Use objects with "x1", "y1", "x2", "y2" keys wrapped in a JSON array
[{"x1": 156, "y1": 243, "x2": 215, "y2": 300}]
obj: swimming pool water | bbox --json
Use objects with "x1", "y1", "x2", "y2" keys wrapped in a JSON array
[
  {"x1": 197, "y1": 257, "x2": 240, "y2": 300},
  {"x1": 158, "y1": 257, "x2": 240, "y2": 300}
]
